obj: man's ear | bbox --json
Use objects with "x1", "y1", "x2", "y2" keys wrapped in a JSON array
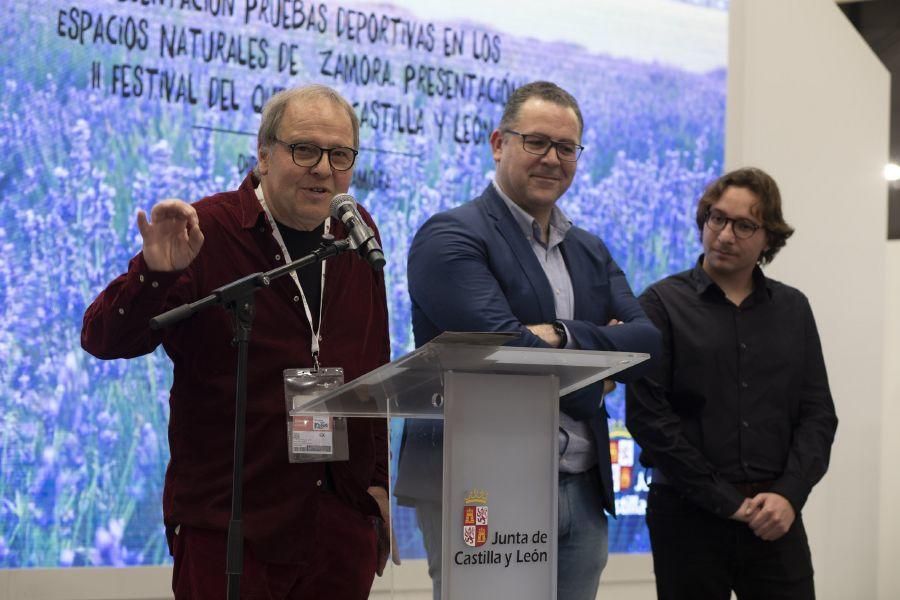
[
  {"x1": 757, "y1": 244, "x2": 771, "y2": 264},
  {"x1": 257, "y1": 144, "x2": 270, "y2": 176},
  {"x1": 489, "y1": 129, "x2": 504, "y2": 163}
]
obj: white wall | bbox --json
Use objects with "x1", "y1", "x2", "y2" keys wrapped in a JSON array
[
  {"x1": 879, "y1": 242, "x2": 900, "y2": 600},
  {"x1": 0, "y1": 567, "x2": 171, "y2": 600},
  {"x1": 727, "y1": 1, "x2": 891, "y2": 600}
]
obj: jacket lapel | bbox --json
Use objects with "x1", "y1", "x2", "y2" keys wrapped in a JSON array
[{"x1": 481, "y1": 185, "x2": 556, "y2": 321}]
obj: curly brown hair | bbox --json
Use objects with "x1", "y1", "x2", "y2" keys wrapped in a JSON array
[{"x1": 695, "y1": 167, "x2": 795, "y2": 265}]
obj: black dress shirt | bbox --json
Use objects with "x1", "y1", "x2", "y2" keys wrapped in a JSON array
[{"x1": 625, "y1": 258, "x2": 837, "y2": 518}]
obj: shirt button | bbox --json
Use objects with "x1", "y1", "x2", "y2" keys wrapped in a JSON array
[
  {"x1": 316, "y1": 479, "x2": 323, "y2": 487},
  {"x1": 740, "y1": 342, "x2": 747, "y2": 350},
  {"x1": 275, "y1": 254, "x2": 281, "y2": 261},
  {"x1": 259, "y1": 226, "x2": 266, "y2": 233},
  {"x1": 742, "y1": 420, "x2": 749, "y2": 428},
  {"x1": 139, "y1": 274, "x2": 145, "y2": 283},
  {"x1": 293, "y1": 295, "x2": 300, "y2": 302},
  {"x1": 118, "y1": 308, "x2": 125, "y2": 315},
  {"x1": 151, "y1": 281, "x2": 159, "y2": 288},
  {"x1": 741, "y1": 381, "x2": 748, "y2": 389}
]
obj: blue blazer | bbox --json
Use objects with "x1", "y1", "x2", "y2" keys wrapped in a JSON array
[{"x1": 394, "y1": 183, "x2": 661, "y2": 514}]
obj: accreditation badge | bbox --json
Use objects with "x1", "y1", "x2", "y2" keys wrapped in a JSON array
[
  {"x1": 283, "y1": 367, "x2": 349, "y2": 464},
  {"x1": 292, "y1": 415, "x2": 334, "y2": 455}
]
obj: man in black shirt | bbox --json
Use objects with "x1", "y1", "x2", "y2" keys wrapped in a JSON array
[{"x1": 626, "y1": 167, "x2": 837, "y2": 599}]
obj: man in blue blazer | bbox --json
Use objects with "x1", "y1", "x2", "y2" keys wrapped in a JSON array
[{"x1": 394, "y1": 81, "x2": 660, "y2": 600}]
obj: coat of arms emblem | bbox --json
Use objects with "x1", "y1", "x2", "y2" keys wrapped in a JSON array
[{"x1": 463, "y1": 489, "x2": 488, "y2": 547}]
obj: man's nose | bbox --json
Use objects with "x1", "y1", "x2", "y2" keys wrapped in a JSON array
[
  {"x1": 540, "y1": 145, "x2": 562, "y2": 166},
  {"x1": 310, "y1": 151, "x2": 332, "y2": 176},
  {"x1": 717, "y1": 221, "x2": 737, "y2": 242}
]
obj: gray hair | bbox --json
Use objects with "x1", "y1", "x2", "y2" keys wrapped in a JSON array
[{"x1": 253, "y1": 85, "x2": 359, "y2": 177}]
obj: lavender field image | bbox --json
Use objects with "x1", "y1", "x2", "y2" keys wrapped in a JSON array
[{"x1": 0, "y1": 0, "x2": 726, "y2": 567}]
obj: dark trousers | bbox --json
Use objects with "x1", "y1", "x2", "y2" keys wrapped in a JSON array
[
  {"x1": 171, "y1": 493, "x2": 378, "y2": 600},
  {"x1": 646, "y1": 484, "x2": 815, "y2": 600}
]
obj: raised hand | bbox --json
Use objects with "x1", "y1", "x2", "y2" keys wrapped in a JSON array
[{"x1": 136, "y1": 200, "x2": 204, "y2": 272}]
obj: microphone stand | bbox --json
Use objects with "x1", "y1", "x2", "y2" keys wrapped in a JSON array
[{"x1": 149, "y1": 235, "x2": 352, "y2": 600}]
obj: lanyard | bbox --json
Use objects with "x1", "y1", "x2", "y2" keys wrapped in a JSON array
[{"x1": 255, "y1": 184, "x2": 329, "y2": 369}]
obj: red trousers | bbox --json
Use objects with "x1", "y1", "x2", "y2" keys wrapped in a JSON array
[{"x1": 171, "y1": 494, "x2": 378, "y2": 600}]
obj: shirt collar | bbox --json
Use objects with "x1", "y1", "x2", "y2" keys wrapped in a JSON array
[
  {"x1": 492, "y1": 179, "x2": 572, "y2": 242},
  {"x1": 690, "y1": 255, "x2": 773, "y2": 302},
  {"x1": 239, "y1": 172, "x2": 267, "y2": 229}
]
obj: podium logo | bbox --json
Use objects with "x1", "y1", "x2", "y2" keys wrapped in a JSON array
[{"x1": 463, "y1": 489, "x2": 489, "y2": 548}]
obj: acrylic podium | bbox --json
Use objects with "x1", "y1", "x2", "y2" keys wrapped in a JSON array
[{"x1": 284, "y1": 332, "x2": 649, "y2": 600}]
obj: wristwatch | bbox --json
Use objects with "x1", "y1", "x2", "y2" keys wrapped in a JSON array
[{"x1": 552, "y1": 321, "x2": 567, "y2": 348}]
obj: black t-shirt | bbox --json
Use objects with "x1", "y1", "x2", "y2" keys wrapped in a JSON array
[{"x1": 274, "y1": 220, "x2": 326, "y2": 325}]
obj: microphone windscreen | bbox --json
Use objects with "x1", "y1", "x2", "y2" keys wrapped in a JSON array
[{"x1": 329, "y1": 193, "x2": 356, "y2": 218}]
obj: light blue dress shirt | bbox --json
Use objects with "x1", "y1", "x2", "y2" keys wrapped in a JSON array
[{"x1": 493, "y1": 180, "x2": 597, "y2": 473}]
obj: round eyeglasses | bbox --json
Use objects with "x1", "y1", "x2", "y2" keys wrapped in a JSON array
[
  {"x1": 705, "y1": 210, "x2": 763, "y2": 239},
  {"x1": 275, "y1": 139, "x2": 358, "y2": 171},
  {"x1": 503, "y1": 130, "x2": 584, "y2": 162}
]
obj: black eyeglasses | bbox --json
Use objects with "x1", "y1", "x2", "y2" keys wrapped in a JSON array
[
  {"x1": 503, "y1": 130, "x2": 584, "y2": 162},
  {"x1": 705, "y1": 209, "x2": 763, "y2": 239},
  {"x1": 275, "y1": 139, "x2": 358, "y2": 171}
]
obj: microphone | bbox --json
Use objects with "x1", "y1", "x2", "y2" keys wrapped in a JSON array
[{"x1": 329, "y1": 194, "x2": 386, "y2": 270}]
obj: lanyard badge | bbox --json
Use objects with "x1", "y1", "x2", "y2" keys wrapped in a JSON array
[
  {"x1": 255, "y1": 184, "x2": 329, "y2": 369},
  {"x1": 256, "y1": 184, "x2": 350, "y2": 463},
  {"x1": 283, "y1": 367, "x2": 349, "y2": 463}
]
